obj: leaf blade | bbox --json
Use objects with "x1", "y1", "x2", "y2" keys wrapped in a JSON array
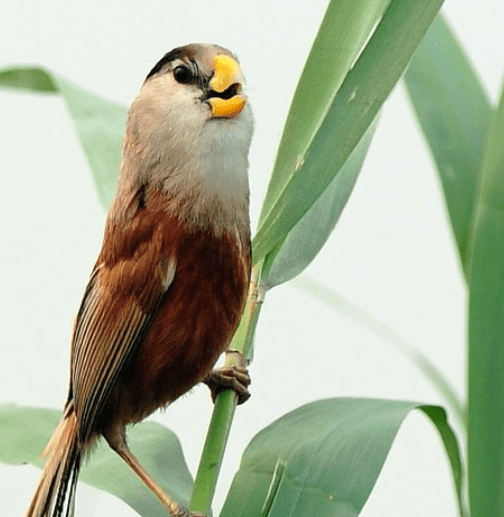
[
  {"x1": 293, "y1": 275, "x2": 466, "y2": 429},
  {"x1": 220, "y1": 398, "x2": 463, "y2": 517},
  {"x1": 0, "y1": 67, "x2": 127, "y2": 209},
  {"x1": 261, "y1": 119, "x2": 377, "y2": 288},
  {"x1": 0, "y1": 404, "x2": 193, "y2": 517},
  {"x1": 253, "y1": 0, "x2": 445, "y2": 264},
  {"x1": 404, "y1": 15, "x2": 492, "y2": 276},
  {"x1": 468, "y1": 80, "x2": 504, "y2": 517},
  {"x1": 259, "y1": 0, "x2": 391, "y2": 225}
]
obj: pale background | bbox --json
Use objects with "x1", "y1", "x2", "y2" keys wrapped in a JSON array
[{"x1": 1, "y1": 1, "x2": 503, "y2": 516}]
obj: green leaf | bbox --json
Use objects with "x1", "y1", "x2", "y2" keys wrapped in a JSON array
[
  {"x1": 0, "y1": 404, "x2": 194, "y2": 517},
  {"x1": 404, "y1": 15, "x2": 492, "y2": 277},
  {"x1": 468, "y1": 81, "x2": 504, "y2": 517},
  {"x1": 0, "y1": 67, "x2": 127, "y2": 209},
  {"x1": 252, "y1": 0, "x2": 445, "y2": 264},
  {"x1": 262, "y1": 119, "x2": 377, "y2": 288},
  {"x1": 220, "y1": 398, "x2": 464, "y2": 517},
  {"x1": 294, "y1": 275, "x2": 466, "y2": 429},
  {"x1": 258, "y1": 0, "x2": 390, "y2": 225}
]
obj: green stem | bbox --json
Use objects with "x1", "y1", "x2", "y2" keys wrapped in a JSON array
[{"x1": 189, "y1": 266, "x2": 265, "y2": 514}]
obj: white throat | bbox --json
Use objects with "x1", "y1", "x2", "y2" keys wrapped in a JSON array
[
  {"x1": 194, "y1": 107, "x2": 253, "y2": 208},
  {"x1": 157, "y1": 104, "x2": 254, "y2": 235}
]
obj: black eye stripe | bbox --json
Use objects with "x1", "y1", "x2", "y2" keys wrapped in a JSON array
[{"x1": 145, "y1": 47, "x2": 185, "y2": 80}]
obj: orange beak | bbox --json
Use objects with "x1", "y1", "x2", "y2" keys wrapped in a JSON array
[{"x1": 207, "y1": 54, "x2": 247, "y2": 118}]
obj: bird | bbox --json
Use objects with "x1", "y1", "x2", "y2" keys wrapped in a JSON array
[{"x1": 25, "y1": 43, "x2": 253, "y2": 517}]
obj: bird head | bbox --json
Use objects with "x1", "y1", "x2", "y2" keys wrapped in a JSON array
[
  {"x1": 125, "y1": 43, "x2": 252, "y2": 166},
  {"x1": 138, "y1": 43, "x2": 248, "y2": 122},
  {"x1": 118, "y1": 44, "x2": 253, "y2": 233}
]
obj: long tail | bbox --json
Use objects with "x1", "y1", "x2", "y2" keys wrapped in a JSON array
[{"x1": 25, "y1": 404, "x2": 81, "y2": 517}]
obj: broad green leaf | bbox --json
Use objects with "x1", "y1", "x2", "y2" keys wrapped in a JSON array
[
  {"x1": 404, "y1": 15, "x2": 492, "y2": 277},
  {"x1": 294, "y1": 275, "x2": 466, "y2": 429},
  {"x1": 258, "y1": 0, "x2": 390, "y2": 224},
  {"x1": 468, "y1": 81, "x2": 504, "y2": 517},
  {"x1": 220, "y1": 398, "x2": 464, "y2": 517},
  {"x1": 0, "y1": 404, "x2": 194, "y2": 517},
  {"x1": 262, "y1": 119, "x2": 377, "y2": 288},
  {"x1": 253, "y1": 0, "x2": 445, "y2": 264},
  {"x1": 0, "y1": 67, "x2": 127, "y2": 209}
]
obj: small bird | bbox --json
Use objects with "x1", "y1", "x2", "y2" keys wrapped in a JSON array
[{"x1": 25, "y1": 43, "x2": 253, "y2": 517}]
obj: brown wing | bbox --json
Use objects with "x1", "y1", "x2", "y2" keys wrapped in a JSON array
[{"x1": 70, "y1": 208, "x2": 177, "y2": 444}]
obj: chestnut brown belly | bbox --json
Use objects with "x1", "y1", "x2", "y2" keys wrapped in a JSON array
[{"x1": 109, "y1": 229, "x2": 249, "y2": 425}]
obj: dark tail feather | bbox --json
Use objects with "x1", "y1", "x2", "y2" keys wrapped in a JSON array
[{"x1": 25, "y1": 405, "x2": 81, "y2": 517}]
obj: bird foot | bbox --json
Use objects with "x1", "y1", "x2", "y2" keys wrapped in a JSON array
[
  {"x1": 170, "y1": 505, "x2": 205, "y2": 517},
  {"x1": 204, "y1": 365, "x2": 251, "y2": 404}
]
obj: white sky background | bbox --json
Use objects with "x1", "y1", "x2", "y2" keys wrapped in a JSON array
[{"x1": 1, "y1": 1, "x2": 503, "y2": 516}]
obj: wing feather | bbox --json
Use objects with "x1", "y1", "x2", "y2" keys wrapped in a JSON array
[{"x1": 70, "y1": 239, "x2": 177, "y2": 443}]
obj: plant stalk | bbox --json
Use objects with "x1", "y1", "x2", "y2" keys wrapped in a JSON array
[{"x1": 189, "y1": 265, "x2": 265, "y2": 514}]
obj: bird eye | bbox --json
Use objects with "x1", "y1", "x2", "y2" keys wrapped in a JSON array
[{"x1": 173, "y1": 66, "x2": 192, "y2": 84}]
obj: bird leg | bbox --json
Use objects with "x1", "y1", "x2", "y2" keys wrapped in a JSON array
[
  {"x1": 106, "y1": 434, "x2": 204, "y2": 517},
  {"x1": 204, "y1": 363, "x2": 251, "y2": 404}
]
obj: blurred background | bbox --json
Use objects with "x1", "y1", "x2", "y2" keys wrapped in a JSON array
[{"x1": 1, "y1": 1, "x2": 503, "y2": 515}]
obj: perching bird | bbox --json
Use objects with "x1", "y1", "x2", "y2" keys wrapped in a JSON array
[{"x1": 25, "y1": 43, "x2": 253, "y2": 517}]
